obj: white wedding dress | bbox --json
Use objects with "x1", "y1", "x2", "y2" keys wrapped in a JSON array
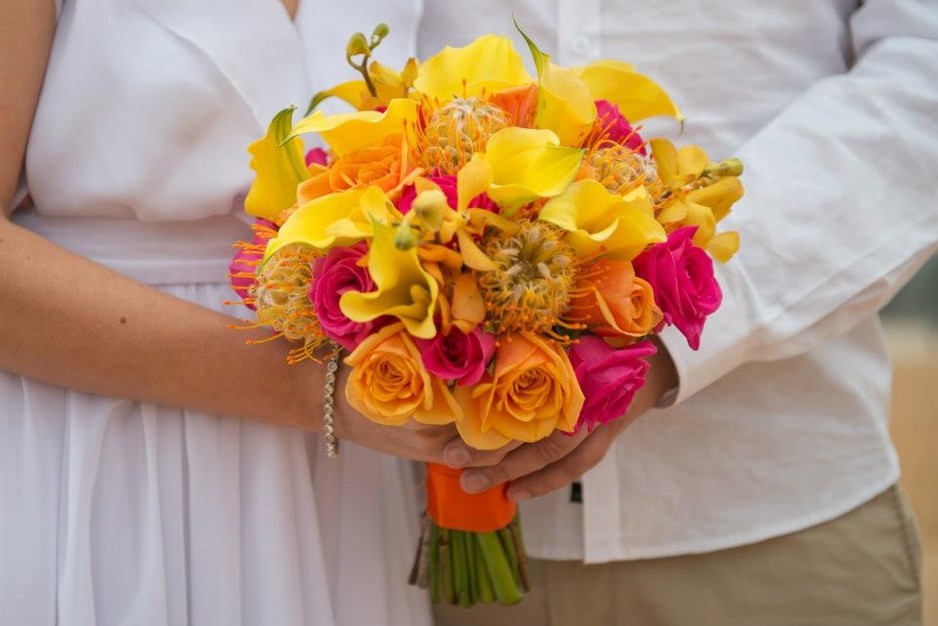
[{"x1": 0, "y1": 1, "x2": 431, "y2": 625}]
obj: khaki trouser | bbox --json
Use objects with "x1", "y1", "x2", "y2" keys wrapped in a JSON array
[{"x1": 434, "y1": 485, "x2": 923, "y2": 626}]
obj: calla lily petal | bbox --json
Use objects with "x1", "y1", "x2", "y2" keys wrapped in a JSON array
[
  {"x1": 340, "y1": 221, "x2": 439, "y2": 339},
  {"x1": 414, "y1": 34, "x2": 533, "y2": 101},
  {"x1": 484, "y1": 127, "x2": 583, "y2": 209},
  {"x1": 575, "y1": 61, "x2": 683, "y2": 122},
  {"x1": 265, "y1": 186, "x2": 399, "y2": 257},
  {"x1": 289, "y1": 98, "x2": 418, "y2": 157},
  {"x1": 244, "y1": 107, "x2": 309, "y2": 220},
  {"x1": 539, "y1": 180, "x2": 665, "y2": 260},
  {"x1": 535, "y1": 62, "x2": 597, "y2": 146}
]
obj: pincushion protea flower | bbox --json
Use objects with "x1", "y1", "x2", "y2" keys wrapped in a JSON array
[
  {"x1": 477, "y1": 220, "x2": 577, "y2": 338},
  {"x1": 420, "y1": 97, "x2": 511, "y2": 175},
  {"x1": 252, "y1": 244, "x2": 329, "y2": 363}
]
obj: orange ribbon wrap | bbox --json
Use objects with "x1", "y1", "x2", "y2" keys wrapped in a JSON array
[{"x1": 426, "y1": 463, "x2": 517, "y2": 533}]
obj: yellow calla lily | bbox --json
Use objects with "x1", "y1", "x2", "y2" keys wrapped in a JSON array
[
  {"x1": 413, "y1": 34, "x2": 533, "y2": 101},
  {"x1": 575, "y1": 60, "x2": 683, "y2": 123},
  {"x1": 289, "y1": 97, "x2": 418, "y2": 157},
  {"x1": 264, "y1": 186, "x2": 399, "y2": 257},
  {"x1": 484, "y1": 127, "x2": 583, "y2": 210},
  {"x1": 244, "y1": 107, "x2": 309, "y2": 220},
  {"x1": 539, "y1": 180, "x2": 666, "y2": 260},
  {"x1": 515, "y1": 21, "x2": 597, "y2": 146},
  {"x1": 535, "y1": 61, "x2": 598, "y2": 146},
  {"x1": 339, "y1": 221, "x2": 440, "y2": 339}
]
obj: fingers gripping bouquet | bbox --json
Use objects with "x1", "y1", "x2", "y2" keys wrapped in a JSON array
[{"x1": 230, "y1": 22, "x2": 744, "y2": 607}]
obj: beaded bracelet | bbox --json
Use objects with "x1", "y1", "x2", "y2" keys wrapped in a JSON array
[{"x1": 322, "y1": 350, "x2": 340, "y2": 458}]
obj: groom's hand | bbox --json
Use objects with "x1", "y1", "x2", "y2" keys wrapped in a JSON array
[{"x1": 445, "y1": 342, "x2": 677, "y2": 500}]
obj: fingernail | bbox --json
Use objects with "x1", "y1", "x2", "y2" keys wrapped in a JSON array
[
  {"x1": 461, "y1": 473, "x2": 489, "y2": 494},
  {"x1": 444, "y1": 444, "x2": 471, "y2": 468}
]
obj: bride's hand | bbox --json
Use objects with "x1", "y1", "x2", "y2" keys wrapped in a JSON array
[{"x1": 324, "y1": 358, "x2": 461, "y2": 463}]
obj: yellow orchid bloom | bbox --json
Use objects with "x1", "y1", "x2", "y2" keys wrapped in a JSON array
[
  {"x1": 264, "y1": 186, "x2": 400, "y2": 258},
  {"x1": 289, "y1": 97, "x2": 418, "y2": 157},
  {"x1": 413, "y1": 34, "x2": 533, "y2": 101},
  {"x1": 484, "y1": 127, "x2": 583, "y2": 210},
  {"x1": 307, "y1": 58, "x2": 420, "y2": 112},
  {"x1": 650, "y1": 138, "x2": 744, "y2": 259},
  {"x1": 539, "y1": 179, "x2": 666, "y2": 260},
  {"x1": 340, "y1": 221, "x2": 440, "y2": 339},
  {"x1": 244, "y1": 107, "x2": 309, "y2": 220}
]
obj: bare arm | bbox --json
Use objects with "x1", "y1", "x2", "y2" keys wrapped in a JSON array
[{"x1": 0, "y1": 0, "x2": 458, "y2": 460}]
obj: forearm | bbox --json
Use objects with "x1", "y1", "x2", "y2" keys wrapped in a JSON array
[{"x1": 0, "y1": 216, "x2": 319, "y2": 430}]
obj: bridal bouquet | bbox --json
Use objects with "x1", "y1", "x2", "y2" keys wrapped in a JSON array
[{"x1": 230, "y1": 22, "x2": 744, "y2": 607}]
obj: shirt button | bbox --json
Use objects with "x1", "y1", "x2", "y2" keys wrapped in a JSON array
[{"x1": 573, "y1": 36, "x2": 591, "y2": 55}]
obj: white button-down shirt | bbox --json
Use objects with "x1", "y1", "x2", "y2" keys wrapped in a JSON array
[{"x1": 419, "y1": 0, "x2": 938, "y2": 562}]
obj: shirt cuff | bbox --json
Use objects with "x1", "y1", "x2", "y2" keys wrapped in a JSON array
[{"x1": 656, "y1": 266, "x2": 752, "y2": 406}]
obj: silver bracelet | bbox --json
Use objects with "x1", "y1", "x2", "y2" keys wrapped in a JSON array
[{"x1": 322, "y1": 350, "x2": 340, "y2": 458}]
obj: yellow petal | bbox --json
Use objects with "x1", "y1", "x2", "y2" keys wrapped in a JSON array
[
  {"x1": 514, "y1": 21, "x2": 596, "y2": 146},
  {"x1": 244, "y1": 107, "x2": 309, "y2": 220},
  {"x1": 682, "y1": 200, "x2": 717, "y2": 247},
  {"x1": 535, "y1": 61, "x2": 597, "y2": 146},
  {"x1": 575, "y1": 61, "x2": 683, "y2": 122},
  {"x1": 339, "y1": 221, "x2": 439, "y2": 339},
  {"x1": 656, "y1": 201, "x2": 688, "y2": 225},
  {"x1": 306, "y1": 80, "x2": 371, "y2": 113},
  {"x1": 265, "y1": 186, "x2": 399, "y2": 256},
  {"x1": 452, "y1": 273, "x2": 486, "y2": 326},
  {"x1": 677, "y1": 145, "x2": 709, "y2": 180},
  {"x1": 413, "y1": 376, "x2": 462, "y2": 425},
  {"x1": 457, "y1": 153, "x2": 493, "y2": 213},
  {"x1": 452, "y1": 383, "x2": 514, "y2": 451},
  {"x1": 289, "y1": 98, "x2": 418, "y2": 157},
  {"x1": 484, "y1": 127, "x2": 583, "y2": 209},
  {"x1": 413, "y1": 34, "x2": 533, "y2": 101},
  {"x1": 539, "y1": 180, "x2": 665, "y2": 260},
  {"x1": 707, "y1": 231, "x2": 740, "y2": 263},
  {"x1": 687, "y1": 176, "x2": 744, "y2": 222},
  {"x1": 649, "y1": 138, "x2": 692, "y2": 189},
  {"x1": 456, "y1": 228, "x2": 497, "y2": 271}
]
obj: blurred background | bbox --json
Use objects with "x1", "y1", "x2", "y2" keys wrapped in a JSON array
[{"x1": 881, "y1": 256, "x2": 938, "y2": 621}]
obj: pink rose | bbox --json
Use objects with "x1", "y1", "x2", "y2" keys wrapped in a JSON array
[
  {"x1": 305, "y1": 147, "x2": 329, "y2": 167},
  {"x1": 228, "y1": 218, "x2": 277, "y2": 310},
  {"x1": 311, "y1": 243, "x2": 385, "y2": 351},
  {"x1": 568, "y1": 336, "x2": 656, "y2": 432},
  {"x1": 397, "y1": 175, "x2": 497, "y2": 214},
  {"x1": 414, "y1": 326, "x2": 496, "y2": 386},
  {"x1": 595, "y1": 100, "x2": 646, "y2": 155},
  {"x1": 633, "y1": 227, "x2": 722, "y2": 350}
]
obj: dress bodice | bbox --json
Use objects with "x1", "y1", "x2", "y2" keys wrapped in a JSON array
[{"x1": 25, "y1": 0, "x2": 422, "y2": 222}]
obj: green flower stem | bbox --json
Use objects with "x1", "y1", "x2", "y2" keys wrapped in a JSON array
[
  {"x1": 473, "y1": 535, "x2": 496, "y2": 605},
  {"x1": 497, "y1": 527, "x2": 520, "y2": 585},
  {"x1": 462, "y1": 532, "x2": 479, "y2": 606},
  {"x1": 452, "y1": 531, "x2": 472, "y2": 607},
  {"x1": 440, "y1": 530, "x2": 455, "y2": 605},
  {"x1": 429, "y1": 523, "x2": 441, "y2": 603},
  {"x1": 477, "y1": 531, "x2": 524, "y2": 606}
]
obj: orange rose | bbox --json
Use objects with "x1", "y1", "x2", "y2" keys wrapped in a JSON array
[
  {"x1": 453, "y1": 333, "x2": 584, "y2": 450},
  {"x1": 297, "y1": 135, "x2": 407, "y2": 203},
  {"x1": 344, "y1": 323, "x2": 460, "y2": 426},
  {"x1": 565, "y1": 260, "x2": 662, "y2": 344}
]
